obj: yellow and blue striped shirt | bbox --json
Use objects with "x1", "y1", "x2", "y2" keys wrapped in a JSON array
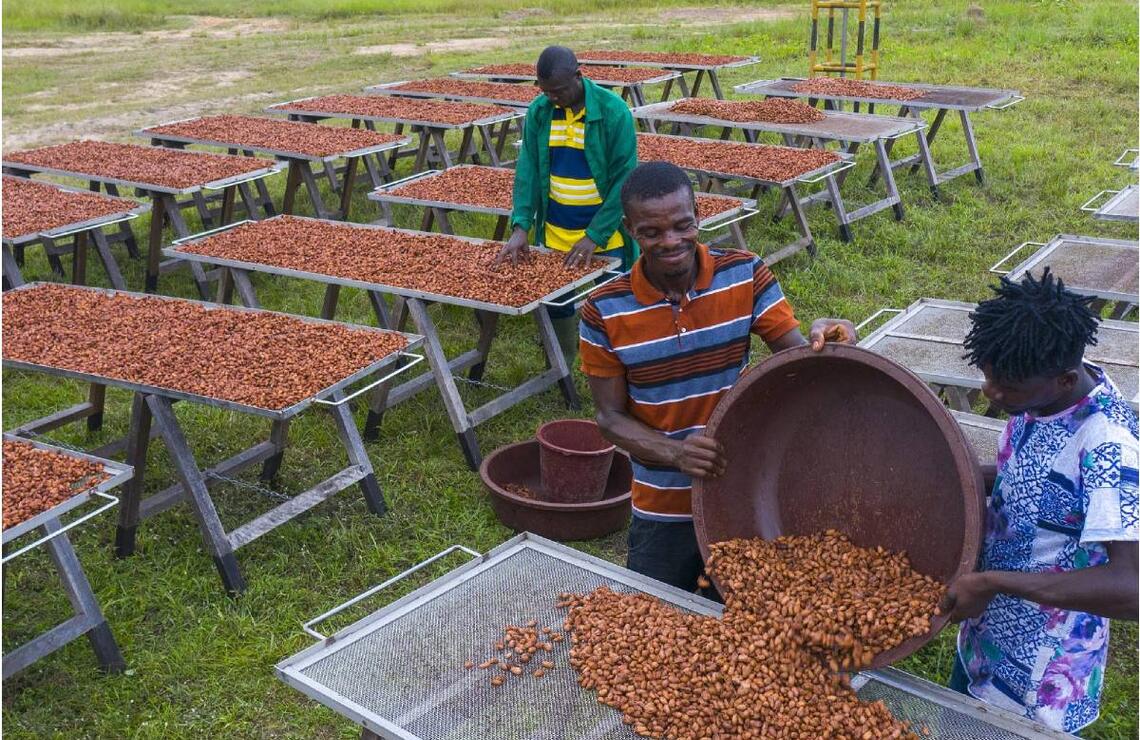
[{"x1": 545, "y1": 106, "x2": 623, "y2": 253}]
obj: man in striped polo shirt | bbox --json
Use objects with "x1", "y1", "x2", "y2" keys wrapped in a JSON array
[
  {"x1": 580, "y1": 161, "x2": 856, "y2": 592},
  {"x1": 496, "y1": 45, "x2": 638, "y2": 363}
]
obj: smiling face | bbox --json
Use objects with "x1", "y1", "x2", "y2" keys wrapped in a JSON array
[
  {"x1": 623, "y1": 187, "x2": 700, "y2": 283},
  {"x1": 537, "y1": 68, "x2": 584, "y2": 109}
]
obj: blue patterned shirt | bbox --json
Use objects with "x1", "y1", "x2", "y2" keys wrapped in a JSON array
[{"x1": 957, "y1": 365, "x2": 1139, "y2": 732}]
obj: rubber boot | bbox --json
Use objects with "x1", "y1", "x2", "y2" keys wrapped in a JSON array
[{"x1": 551, "y1": 315, "x2": 580, "y2": 368}]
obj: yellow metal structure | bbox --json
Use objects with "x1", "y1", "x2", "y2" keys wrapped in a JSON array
[{"x1": 809, "y1": 0, "x2": 882, "y2": 79}]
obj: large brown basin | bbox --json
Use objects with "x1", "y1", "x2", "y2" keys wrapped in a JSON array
[
  {"x1": 692, "y1": 344, "x2": 985, "y2": 669},
  {"x1": 480, "y1": 440, "x2": 632, "y2": 541}
]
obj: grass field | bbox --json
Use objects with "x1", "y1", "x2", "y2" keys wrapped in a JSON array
[{"x1": 2, "y1": 1, "x2": 1138, "y2": 737}]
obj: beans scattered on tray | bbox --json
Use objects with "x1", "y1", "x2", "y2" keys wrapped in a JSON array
[
  {"x1": 387, "y1": 78, "x2": 538, "y2": 104},
  {"x1": 383, "y1": 167, "x2": 740, "y2": 224},
  {"x1": 3, "y1": 140, "x2": 271, "y2": 191},
  {"x1": 638, "y1": 133, "x2": 840, "y2": 183},
  {"x1": 579, "y1": 50, "x2": 750, "y2": 67},
  {"x1": 500, "y1": 482, "x2": 537, "y2": 500},
  {"x1": 2, "y1": 283, "x2": 408, "y2": 411},
  {"x1": 791, "y1": 77, "x2": 929, "y2": 101},
  {"x1": 143, "y1": 115, "x2": 408, "y2": 160},
  {"x1": 3, "y1": 439, "x2": 111, "y2": 531},
  {"x1": 464, "y1": 63, "x2": 672, "y2": 85},
  {"x1": 384, "y1": 166, "x2": 514, "y2": 210},
  {"x1": 468, "y1": 623, "x2": 562, "y2": 685},
  {"x1": 269, "y1": 95, "x2": 514, "y2": 126},
  {"x1": 174, "y1": 216, "x2": 607, "y2": 309},
  {"x1": 2, "y1": 175, "x2": 141, "y2": 240},
  {"x1": 668, "y1": 97, "x2": 825, "y2": 124},
  {"x1": 559, "y1": 530, "x2": 944, "y2": 739}
]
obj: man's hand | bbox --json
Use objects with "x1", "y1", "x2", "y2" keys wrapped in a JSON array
[
  {"x1": 494, "y1": 227, "x2": 532, "y2": 266},
  {"x1": 808, "y1": 318, "x2": 858, "y2": 351},
  {"x1": 940, "y1": 572, "x2": 997, "y2": 622},
  {"x1": 564, "y1": 235, "x2": 597, "y2": 269},
  {"x1": 667, "y1": 434, "x2": 727, "y2": 479}
]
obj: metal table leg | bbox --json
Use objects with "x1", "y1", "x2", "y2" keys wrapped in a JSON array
[
  {"x1": 2, "y1": 517, "x2": 125, "y2": 678},
  {"x1": 3, "y1": 243, "x2": 25, "y2": 289},
  {"x1": 91, "y1": 229, "x2": 128, "y2": 289}
]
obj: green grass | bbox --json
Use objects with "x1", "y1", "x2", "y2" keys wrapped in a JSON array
[{"x1": 3, "y1": 1, "x2": 1138, "y2": 738}]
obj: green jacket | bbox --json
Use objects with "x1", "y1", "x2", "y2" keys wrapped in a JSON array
[{"x1": 510, "y1": 77, "x2": 638, "y2": 263}]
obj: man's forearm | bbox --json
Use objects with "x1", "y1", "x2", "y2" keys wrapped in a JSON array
[
  {"x1": 595, "y1": 407, "x2": 677, "y2": 468},
  {"x1": 983, "y1": 565, "x2": 1137, "y2": 620}
]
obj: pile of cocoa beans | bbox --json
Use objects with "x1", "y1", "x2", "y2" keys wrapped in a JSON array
[{"x1": 3, "y1": 439, "x2": 110, "y2": 530}]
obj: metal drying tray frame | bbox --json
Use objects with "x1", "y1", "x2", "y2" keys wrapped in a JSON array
[
  {"x1": 733, "y1": 77, "x2": 1023, "y2": 112},
  {"x1": 1, "y1": 433, "x2": 133, "y2": 547},
  {"x1": 364, "y1": 81, "x2": 535, "y2": 109},
  {"x1": 1083, "y1": 184, "x2": 1139, "y2": 223},
  {"x1": 266, "y1": 96, "x2": 525, "y2": 130},
  {"x1": 367, "y1": 166, "x2": 757, "y2": 230},
  {"x1": 1, "y1": 154, "x2": 284, "y2": 196},
  {"x1": 277, "y1": 532, "x2": 1070, "y2": 740},
  {"x1": 992, "y1": 234, "x2": 1139, "y2": 304},
  {"x1": 638, "y1": 132, "x2": 855, "y2": 187},
  {"x1": 135, "y1": 116, "x2": 414, "y2": 164},
  {"x1": 165, "y1": 215, "x2": 621, "y2": 317},
  {"x1": 630, "y1": 99, "x2": 925, "y2": 143},
  {"x1": 450, "y1": 68, "x2": 680, "y2": 87},
  {"x1": 578, "y1": 54, "x2": 762, "y2": 72},
  {"x1": 2, "y1": 177, "x2": 152, "y2": 246},
  {"x1": 2, "y1": 282, "x2": 425, "y2": 421}
]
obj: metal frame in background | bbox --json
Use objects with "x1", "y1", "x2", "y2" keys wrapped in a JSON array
[
  {"x1": 734, "y1": 77, "x2": 1023, "y2": 196},
  {"x1": 1114, "y1": 148, "x2": 1139, "y2": 171},
  {"x1": 637, "y1": 132, "x2": 856, "y2": 265},
  {"x1": 276, "y1": 532, "x2": 1071, "y2": 740},
  {"x1": 990, "y1": 234, "x2": 1138, "y2": 318},
  {"x1": 1, "y1": 156, "x2": 283, "y2": 298},
  {"x1": 267, "y1": 97, "x2": 525, "y2": 172},
  {"x1": 1081, "y1": 183, "x2": 1139, "y2": 224},
  {"x1": 631, "y1": 99, "x2": 927, "y2": 239},
  {"x1": 164, "y1": 216, "x2": 619, "y2": 469},
  {"x1": 2, "y1": 179, "x2": 151, "y2": 291},
  {"x1": 448, "y1": 68, "x2": 682, "y2": 108},
  {"x1": 857, "y1": 298, "x2": 1139, "y2": 411},
  {"x1": 138, "y1": 118, "x2": 413, "y2": 220},
  {"x1": 366, "y1": 166, "x2": 760, "y2": 251},
  {"x1": 3, "y1": 282, "x2": 424, "y2": 594},
  {"x1": 2, "y1": 434, "x2": 133, "y2": 678},
  {"x1": 577, "y1": 53, "x2": 762, "y2": 101}
]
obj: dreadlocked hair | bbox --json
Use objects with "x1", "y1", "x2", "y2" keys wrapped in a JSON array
[{"x1": 964, "y1": 267, "x2": 1098, "y2": 383}]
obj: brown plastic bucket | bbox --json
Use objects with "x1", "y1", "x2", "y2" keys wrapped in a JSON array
[
  {"x1": 537, "y1": 419, "x2": 616, "y2": 503},
  {"x1": 692, "y1": 344, "x2": 984, "y2": 669}
]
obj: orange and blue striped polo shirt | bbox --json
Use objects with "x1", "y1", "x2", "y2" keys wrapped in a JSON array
[
  {"x1": 545, "y1": 105, "x2": 623, "y2": 253},
  {"x1": 578, "y1": 244, "x2": 799, "y2": 521}
]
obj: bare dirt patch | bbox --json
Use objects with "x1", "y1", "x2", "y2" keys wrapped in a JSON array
[
  {"x1": 657, "y1": 6, "x2": 797, "y2": 23},
  {"x1": 354, "y1": 37, "x2": 510, "y2": 57}
]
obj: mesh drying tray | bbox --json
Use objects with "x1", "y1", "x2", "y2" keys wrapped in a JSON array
[{"x1": 276, "y1": 533, "x2": 1070, "y2": 739}]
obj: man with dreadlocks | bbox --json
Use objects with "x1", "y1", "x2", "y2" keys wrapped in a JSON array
[{"x1": 940, "y1": 268, "x2": 1138, "y2": 733}]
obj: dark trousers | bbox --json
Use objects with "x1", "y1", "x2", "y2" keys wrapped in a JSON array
[{"x1": 626, "y1": 516, "x2": 721, "y2": 601}]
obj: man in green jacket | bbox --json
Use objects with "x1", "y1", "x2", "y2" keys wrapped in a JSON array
[{"x1": 494, "y1": 45, "x2": 638, "y2": 361}]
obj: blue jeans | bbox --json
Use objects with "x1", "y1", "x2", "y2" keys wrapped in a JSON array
[{"x1": 626, "y1": 516, "x2": 721, "y2": 601}]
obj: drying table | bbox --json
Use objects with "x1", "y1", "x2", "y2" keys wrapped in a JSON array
[
  {"x1": 2, "y1": 175, "x2": 150, "y2": 290},
  {"x1": 268, "y1": 96, "x2": 524, "y2": 171},
  {"x1": 2, "y1": 141, "x2": 282, "y2": 297},
  {"x1": 451, "y1": 65, "x2": 681, "y2": 107},
  {"x1": 632, "y1": 99, "x2": 927, "y2": 238},
  {"x1": 367, "y1": 165, "x2": 759, "y2": 250},
  {"x1": 164, "y1": 216, "x2": 618, "y2": 469},
  {"x1": 2, "y1": 435, "x2": 132, "y2": 678},
  {"x1": 734, "y1": 77, "x2": 1022, "y2": 195},
  {"x1": 991, "y1": 234, "x2": 1138, "y2": 318},
  {"x1": 637, "y1": 132, "x2": 855, "y2": 264},
  {"x1": 1082, "y1": 183, "x2": 1139, "y2": 224},
  {"x1": 139, "y1": 115, "x2": 412, "y2": 219},
  {"x1": 858, "y1": 298, "x2": 1138, "y2": 411},
  {"x1": 3, "y1": 282, "x2": 423, "y2": 593},
  {"x1": 277, "y1": 532, "x2": 1071, "y2": 740},
  {"x1": 577, "y1": 51, "x2": 762, "y2": 100}
]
